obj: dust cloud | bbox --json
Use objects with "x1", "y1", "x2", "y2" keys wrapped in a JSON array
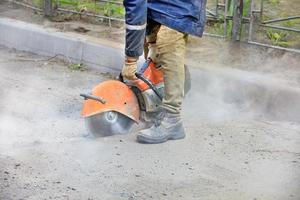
[{"x1": 183, "y1": 40, "x2": 300, "y2": 124}]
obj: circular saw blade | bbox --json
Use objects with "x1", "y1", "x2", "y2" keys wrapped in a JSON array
[{"x1": 85, "y1": 111, "x2": 134, "y2": 137}]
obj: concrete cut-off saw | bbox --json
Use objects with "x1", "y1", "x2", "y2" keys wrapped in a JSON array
[{"x1": 80, "y1": 59, "x2": 190, "y2": 137}]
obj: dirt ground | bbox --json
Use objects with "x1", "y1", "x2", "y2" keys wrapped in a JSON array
[{"x1": 0, "y1": 45, "x2": 300, "y2": 200}]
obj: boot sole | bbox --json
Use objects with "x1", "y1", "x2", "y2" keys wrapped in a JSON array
[{"x1": 137, "y1": 133, "x2": 185, "y2": 144}]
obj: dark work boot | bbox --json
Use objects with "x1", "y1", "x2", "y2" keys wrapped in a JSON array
[{"x1": 137, "y1": 112, "x2": 185, "y2": 144}]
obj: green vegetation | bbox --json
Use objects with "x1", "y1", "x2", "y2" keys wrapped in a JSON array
[
  {"x1": 242, "y1": 0, "x2": 251, "y2": 17},
  {"x1": 103, "y1": 3, "x2": 124, "y2": 17},
  {"x1": 281, "y1": 19, "x2": 300, "y2": 29},
  {"x1": 266, "y1": 29, "x2": 287, "y2": 45},
  {"x1": 267, "y1": 0, "x2": 280, "y2": 6},
  {"x1": 32, "y1": 0, "x2": 124, "y2": 18},
  {"x1": 68, "y1": 63, "x2": 85, "y2": 71},
  {"x1": 264, "y1": 28, "x2": 300, "y2": 48},
  {"x1": 206, "y1": 22, "x2": 225, "y2": 35},
  {"x1": 206, "y1": 22, "x2": 233, "y2": 39},
  {"x1": 282, "y1": 20, "x2": 296, "y2": 28},
  {"x1": 32, "y1": 0, "x2": 43, "y2": 7}
]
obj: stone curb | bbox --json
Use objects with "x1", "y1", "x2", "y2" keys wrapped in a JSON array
[{"x1": 0, "y1": 17, "x2": 124, "y2": 72}]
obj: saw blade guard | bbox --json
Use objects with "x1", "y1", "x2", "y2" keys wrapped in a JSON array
[
  {"x1": 81, "y1": 80, "x2": 140, "y2": 123},
  {"x1": 85, "y1": 111, "x2": 135, "y2": 137}
]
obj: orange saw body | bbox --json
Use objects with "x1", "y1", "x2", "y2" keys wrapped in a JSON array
[{"x1": 80, "y1": 59, "x2": 165, "y2": 137}]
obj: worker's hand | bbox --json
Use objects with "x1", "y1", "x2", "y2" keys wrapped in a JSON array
[
  {"x1": 122, "y1": 57, "x2": 138, "y2": 80},
  {"x1": 148, "y1": 43, "x2": 158, "y2": 63}
]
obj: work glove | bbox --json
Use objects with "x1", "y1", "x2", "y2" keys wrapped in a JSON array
[
  {"x1": 148, "y1": 43, "x2": 158, "y2": 63},
  {"x1": 122, "y1": 58, "x2": 138, "y2": 80}
]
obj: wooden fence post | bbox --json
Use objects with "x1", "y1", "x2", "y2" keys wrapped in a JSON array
[
  {"x1": 232, "y1": 0, "x2": 243, "y2": 41},
  {"x1": 44, "y1": 0, "x2": 53, "y2": 17}
]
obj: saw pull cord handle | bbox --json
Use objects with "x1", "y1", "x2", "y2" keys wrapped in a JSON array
[
  {"x1": 80, "y1": 93, "x2": 106, "y2": 104},
  {"x1": 135, "y1": 73, "x2": 163, "y2": 101}
]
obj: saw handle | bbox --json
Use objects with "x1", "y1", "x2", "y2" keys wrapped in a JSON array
[
  {"x1": 80, "y1": 93, "x2": 106, "y2": 104},
  {"x1": 135, "y1": 73, "x2": 163, "y2": 101}
]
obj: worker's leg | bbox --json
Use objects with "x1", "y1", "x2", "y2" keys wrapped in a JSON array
[
  {"x1": 137, "y1": 25, "x2": 188, "y2": 144},
  {"x1": 156, "y1": 25, "x2": 187, "y2": 114},
  {"x1": 145, "y1": 24, "x2": 187, "y2": 114}
]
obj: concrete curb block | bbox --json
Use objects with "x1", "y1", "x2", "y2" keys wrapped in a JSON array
[{"x1": 0, "y1": 17, "x2": 123, "y2": 72}]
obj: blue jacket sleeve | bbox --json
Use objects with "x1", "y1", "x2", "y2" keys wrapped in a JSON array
[{"x1": 123, "y1": 0, "x2": 147, "y2": 57}]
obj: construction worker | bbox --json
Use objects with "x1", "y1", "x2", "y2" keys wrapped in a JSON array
[{"x1": 122, "y1": 0, "x2": 207, "y2": 143}]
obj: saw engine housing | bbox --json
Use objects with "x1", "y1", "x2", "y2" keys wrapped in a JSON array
[{"x1": 131, "y1": 59, "x2": 164, "y2": 113}]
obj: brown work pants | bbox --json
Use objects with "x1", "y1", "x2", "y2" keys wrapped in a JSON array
[{"x1": 145, "y1": 24, "x2": 188, "y2": 115}]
